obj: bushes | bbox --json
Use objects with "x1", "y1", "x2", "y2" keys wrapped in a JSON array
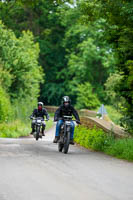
[
  {"x1": 0, "y1": 86, "x2": 14, "y2": 122},
  {"x1": 0, "y1": 119, "x2": 53, "y2": 138},
  {"x1": 74, "y1": 125, "x2": 107, "y2": 151},
  {"x1": 0, "y1": 21, "x2": 44, "y2": 137},
  {"x1": 13, "y1": 98, "x2": 37, "y2": 122},
  {"x1": 0, "y1": 120, "x2": 30, "y2": 138},
  {"x1": 105, "y1": 105, "x2": 123, "y2": 125},
  {"x1": 0, "y1": 21, "x2": 43, "y2": 101},
  {"x1": 76, "y1": 83, "x2": 100, "y2": 110},
  {"x1": 74, "y1": 125, "x2": 133, "y2": 161},
  {"x1": 104, "y1": 139, "x2": 133, "y2": 161}
]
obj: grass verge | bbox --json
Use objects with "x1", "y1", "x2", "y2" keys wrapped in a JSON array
[
  {"x1": 74, "y1": 125, "x2": 133, "y2": 161},
  {"x1": 105, "y1": 105, "x2": 123, "y2": 125},
  {"x1": 45, "y1": 119, "x2": 54, "y2": 131},
  {"x1": 0, "y1": 119, "x2": 53, "y2": 138},
  {"x1": 104, "y1": 138, "x2": 133, "y2": 161},
  {"x1": 0, "y1": 120, "x2": 31, "y2": 138}
]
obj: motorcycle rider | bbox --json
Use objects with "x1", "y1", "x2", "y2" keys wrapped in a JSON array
[
  {"x1": 53, "y1": 96, "x2": 81, "y2": 144},
  {"x1": 30, "y1": 102, "x2": 49, "y2": 136}
]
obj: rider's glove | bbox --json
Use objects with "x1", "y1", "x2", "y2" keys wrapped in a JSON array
[
  {"x1": 76, "y1": 120, "x2": 81, "y2": 125},
  {"x1": 54, "y1": 118, "x2": 58, "y2": 122}
]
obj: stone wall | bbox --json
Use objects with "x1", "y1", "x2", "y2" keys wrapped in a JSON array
[
  {"x1": 80, "y1": 116, "x2": 129, "y2": 138},
  {"x1": 45, "y1": 106, "x2": 129, "y2": 138}
]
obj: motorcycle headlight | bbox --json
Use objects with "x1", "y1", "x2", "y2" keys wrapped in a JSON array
[{"x1": 37, "y1": 120, "x2": 41, "y2": 123}]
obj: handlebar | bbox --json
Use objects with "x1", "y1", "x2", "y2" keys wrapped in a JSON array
[
  {"x1": 54, "y1": 117, "x2": 81, "y2": 125},
  {"x1": 30, "y1": 117, "x2": 49, "y2": 121}
]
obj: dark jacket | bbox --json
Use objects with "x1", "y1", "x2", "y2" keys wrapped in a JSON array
[
  {"x1": 31, "y1": 108, "x2": 49, "y2": 120},
  {"x1": 54, "y1": 105, "x2": 80, "y2": 122}
]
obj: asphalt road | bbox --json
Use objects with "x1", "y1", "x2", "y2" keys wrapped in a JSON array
[{"x1": 0, "y1": 126, "x2": 133, "y2": 200}]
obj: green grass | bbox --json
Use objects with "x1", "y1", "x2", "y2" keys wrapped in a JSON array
[
  {"x1": 74, "y1": 125, "x2": 133, "y2": 161},
  {"x1": 45, "y1": 119, "x2": 54, "y2": 131},
  {"x1": 74, "y1": 125, "x2": 107, "y2": 151},
  {"x1": 104, "y1": 138, "x2": 133, "y2": 161},
  {"x1": 0, "y1": 119, "x2": 53, "y2": 138},
  {"x1": 0, "y1": 120, "x2": 31, "y2": 138},
  {"x1": 49, "y1": 112, "x2": 55, "y2": 117},
  {"x1": 105, "y1": 105, "x2": 123, "y2": 125}
]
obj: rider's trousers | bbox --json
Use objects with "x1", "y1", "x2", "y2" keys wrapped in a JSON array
[{"x1": 55, "y1": 120, "x2": 75, "y2": 139}]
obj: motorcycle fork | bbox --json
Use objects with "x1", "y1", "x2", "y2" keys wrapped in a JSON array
[{"x1": 63, "y1": 123, "x2": 67, "y2": 138}]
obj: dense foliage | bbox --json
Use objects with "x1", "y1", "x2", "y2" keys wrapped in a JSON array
[
  {"x1": 74, "y1": 125, "x2": 107, "y2": 151},
  {"x1": 76, "y1": 0, "x2": 133, "y2": 132},
  {"x1": 0, "y1": 20, "x2": 43, "y2": 124},
  {"x1": 0, "y1": 0, "x2": 115, "y2": 105},
  {"x1": 0, "y1": 0, "x2": 133, "y2": 133},
  {"x1": 0, "y1": 85, "x2": 13, "y2": 122},
  {"x1": 76, "y1": 82, "x2": 100, "y2": 109},
  {"x1": 75, "y1": 126, "x2": 133, "y2": 161},
  {"x1": 0, "y1": 119, "x2": 53, "y2": 138}
]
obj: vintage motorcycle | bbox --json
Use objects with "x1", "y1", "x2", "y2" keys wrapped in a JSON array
[
  {"x1": 58, "y1": 116, "x2": 77, "y2": 154},
  {"x1": 31, "y1": 117, "x2": 47, "y2": 140}
]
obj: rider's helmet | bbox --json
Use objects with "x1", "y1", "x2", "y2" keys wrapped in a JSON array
[
  {"x1": 62, "y1": 96, "x2": 71, "y2": 108},
  {"x1": 38, "y1": 102, "x2": 43, "y2": 111}
]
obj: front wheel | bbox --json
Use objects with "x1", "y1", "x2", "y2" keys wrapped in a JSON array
[
  {"x1": 63, "y1": 131, "x2": 70, "y2": 154},
  {"x1": 36, "y1": 126, "x2": 40, "y2": 140}
]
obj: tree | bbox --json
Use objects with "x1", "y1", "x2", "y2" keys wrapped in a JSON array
[
  {"x1": 76, "y1": 82, "x2": 100, "y2": 109},
  {"x1": 0, "y1": 59, "x2": 13, "y2": 122},
  {"x1": 75, "y1": 0, "x2": 133, "y2": 132},
  {"x1": 0, "y1": 0, "x2": 70, "y2": 105},
  {"x1": 62, "y1": 19, "x2": 115, "y2": 103},
  {"x1": 0, "y1": 21, "x2": 44, "y2": 120},
  {"x1": 0, "y1": 21, "x2": 43, "y2": 100},
  {"x1": 104, "y1": 73, "x2": 125, "y2": 110}
]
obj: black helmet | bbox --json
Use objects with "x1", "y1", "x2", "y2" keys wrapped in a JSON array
[{"x1": 62, "y1": 96, "x2": 71, "y2": 107}]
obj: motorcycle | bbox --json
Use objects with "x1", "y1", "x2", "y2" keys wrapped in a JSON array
[
  {"x1": 31, "y1": 117, "x2": 47, "y2": 140},
  {"x1": 58, "y1": 116, "x2": 77, "y2": 154}
]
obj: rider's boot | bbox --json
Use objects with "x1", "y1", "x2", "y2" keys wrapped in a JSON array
[
  {"x1": 30, "y1": 128, "x2": 35, "y2": 135},
  {"x1": 70, "y1": 139, "x2": 75, "y2": 145},
  {"x1": 42, "y1": 128, "x2": 45, "y2": 136},
  {"x1": 53, "y1": 136, "x2": 60, "y2": 143},
  {"x1": 42, "y1": 131, "x2": 45, "y2": 136}
]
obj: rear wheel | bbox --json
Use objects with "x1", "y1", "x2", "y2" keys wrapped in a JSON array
[{"x1": 63, "y1": 131, "x2": 70, "y2": 154}]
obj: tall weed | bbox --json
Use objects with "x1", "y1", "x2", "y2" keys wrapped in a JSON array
[
  {"x1": 0, "y1": 119, "x2": 53, "y2": 138},
  {"x1": 105, "y1": 105, "x2": 122, "y2": 125},
  {"x1": 0, "y1": 120, "x2": 30, "y2": 138},
  {"x1": 104, "y1": 139, "x2": 133, "y2": 161},
  {"x1": 74, "y1": 126, "x2": 107, "y2": 151},
  {"x1": 74, "y1": 126, "x2": 133, "y2": 161}
]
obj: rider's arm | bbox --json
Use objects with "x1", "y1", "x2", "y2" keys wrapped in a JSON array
[
  {"x1": 30, "y1": 109, "x2": 36, "y2": 118},
  {"x1": 43, "y1": 108, "x2": 49, "y2": 120},
  {"x1": 71, "y1": 106, "x2": 80, "y2": 123},
  {"x1": 54, "y1": 107, "x2": 61, "y2": 121}
]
